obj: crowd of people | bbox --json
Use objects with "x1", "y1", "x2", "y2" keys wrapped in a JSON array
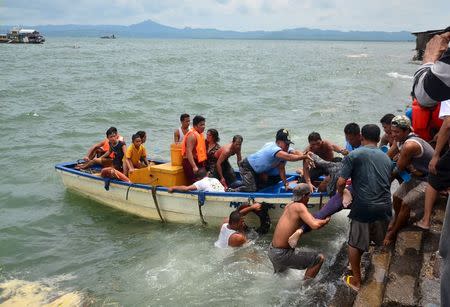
[{"x1": 74, "y1": 30, "x2": 450, "y2": 299}]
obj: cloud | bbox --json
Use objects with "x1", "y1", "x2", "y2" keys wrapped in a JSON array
[{"x1": 1, "y1": 0, "x2": 449, "y2": 31}]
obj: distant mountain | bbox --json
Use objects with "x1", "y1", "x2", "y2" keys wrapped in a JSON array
[{"x1": 0, "y1": 20, "x2": 414, "y2": 41}]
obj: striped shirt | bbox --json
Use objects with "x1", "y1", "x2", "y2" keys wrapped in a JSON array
[{"x1": 413, "y1": 48, "x2": 450, "y2": 107}]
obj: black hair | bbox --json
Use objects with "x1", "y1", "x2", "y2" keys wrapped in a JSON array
[
  {"x1": 106, "y1": 127, "x2": 118, "y2": 137},
  {"x1": 361, "y1": 124, "x2": 380, "y2": 143},
  {"x1": 380, "y1": 114, "x2": 395, "y2": 125},
  {"x1": 195, "y1": 168, "x2": 207, "y2": 180},
  {"x1": 132, "y1": 134, "x2": 141, "y2": 142},
  {"x1": 136, "y1": 131, "x2": 146, "y2": 139},
  {"x1": 308, "y1": 132, "x2": 322, "y2": 143},
  {"x1": 344, "y1": 123, "x2": 360, "y2": 135},
  {"x1": 207, "y1": 129, "x2": 220, "y2": 143},
  {"x1": 232, "y1": 135, "x2": 243, "y2": 143},
  {"x1": 180, "y1": 113, "x2": 190, "y2": 122},
  {"x1": 193, "y1": 115, "x2": 205, "y2": 126},
  {"x1": 229, "y1": 210, "x2": 241, "y2": 225}
]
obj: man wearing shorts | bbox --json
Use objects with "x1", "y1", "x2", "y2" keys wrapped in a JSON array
[
  {"x1": 337, "y1": 124, "x2": 392, "y2": 291},
  {"x1": 268, "y1": 183, "x2": 329, "y2": 279},
  {"x1": 384, "y1": 115, "x2": 434, "y2": 245}
]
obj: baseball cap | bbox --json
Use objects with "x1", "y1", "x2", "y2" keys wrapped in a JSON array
[
  {"x1": 276, "y1": 129, "x2": 294, "y2": 145},
  {"x1": 292, "y1": 183, "x2": 311, "y2": 201},
  {"x1": 391, "y1": 115, "x2": 412, "y2": 130}
]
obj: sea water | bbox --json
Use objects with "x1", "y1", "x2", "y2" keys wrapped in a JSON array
[{"x1": 0, "y1": 38, "x2": 415, "y2": 306}]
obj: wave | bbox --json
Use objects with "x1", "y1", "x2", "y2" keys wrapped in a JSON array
[
  {"x1": 0, "y1": 279, "x2": 83, "y2": 307},
  {"x1": 345, "y1": 53, "x2": 368, "y2": 58},
  {"x1": 386, "y1": 72, "x2": 413, "y2": 80}
]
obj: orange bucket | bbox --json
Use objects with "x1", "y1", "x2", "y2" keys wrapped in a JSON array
[{"x1": 170, "y1": 143, "x2": 183, "y2": 166}]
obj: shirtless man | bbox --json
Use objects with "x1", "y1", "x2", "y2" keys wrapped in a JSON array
[
  {"x1": 215, "y1": 203, "x2": 262, "y2": 248},
  {"x1": 303, "y1": 132, "x2": 346, "y2": 191},
  {"x1": 174, "y1": 113, "x2": 190, "y2": 143},
  {"x1": 268, "y1": 183, "x2": 329, "y2": 279},
  {"x1": 214, "y1": 135, "x2": 243, "y2": 189},
  {"x1": 181, "y1": 115, "x2": 207, "y2": 184}
]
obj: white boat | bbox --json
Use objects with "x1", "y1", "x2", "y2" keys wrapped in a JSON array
[{"x1": 55, "y1": 161, "x2": 328, "y2": 230}]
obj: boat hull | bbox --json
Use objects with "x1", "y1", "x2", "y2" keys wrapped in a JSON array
[{"x1": 56, "y1": 162, "x2": 328, "y2": 228}]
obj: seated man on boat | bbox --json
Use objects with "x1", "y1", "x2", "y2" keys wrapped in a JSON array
[
  {"x1": 98, "y1": 129, "x2": 130, "y2": 182},
  {"x1": 123, "y1": 133, "x2": 148, "y2": 177},
  {"x1": 232, "y1": 129, "x2": 309, "y2": 192},
  {"x1": 76, "y1": 127, "x2": 124, "y2": 169},
  {"x1": 168, "y1": 168, "x2": 225, "y2": 193},
  {"x1": 212, "y1": 135, "x2": 243, "y2": 189},
  {"x1": 268, "y1": 183, "x2": 329, "y2": 279},
  {"x1": 215, "y1": 203, "x2": 262, "y2": 248},
  {"x1": 174, "y1": 113, "x2": 190, "y2": 143},
  {"x1": 181, "y1": 115, "x2": 207, "y2": 184},
  {"x1": 301, "y1": 131, "x2": 347, "y2": 192}
]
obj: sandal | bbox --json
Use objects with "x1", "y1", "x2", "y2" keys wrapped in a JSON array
[
  {"x1": 342, "y1": 275, "x2": 360, "y2": 292},
  {"x1": 412, "y1": 221, "x2": 430, "y2": 231}
]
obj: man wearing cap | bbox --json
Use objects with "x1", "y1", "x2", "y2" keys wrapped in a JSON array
[
  {"x1": 336, "y1": 124, "x2": 392, "y2": 291},
  {"x1": 268, "y1": 183, "x2": 329, "y2": 278},
  {"x1": 383, "y1": 115, "x2": 434, "y2": 245},
  {"x1": 233, "y1": 129, "x2": 310, "y2": 192}
]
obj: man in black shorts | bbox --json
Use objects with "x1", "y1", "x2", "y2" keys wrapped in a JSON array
[
  {"x1": 268, "y1": 183, "x2": 329, "y2": 279},
  {"x1": 336, "y1": 124, "x2": 392, "y2": 291}
]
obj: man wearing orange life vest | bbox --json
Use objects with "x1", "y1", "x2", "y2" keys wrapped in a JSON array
[{"x1": 181, "y1": 115, "x2": 207, "y2": 184}]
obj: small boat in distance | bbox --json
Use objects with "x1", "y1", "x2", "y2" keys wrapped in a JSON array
[{"x1": 100, "y1": 34, "x2": 116, "y2": 39}]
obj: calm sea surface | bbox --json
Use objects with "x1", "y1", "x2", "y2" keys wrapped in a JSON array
[{"x1": 0, "y1": 38, "x2": 415, "y2": 306}]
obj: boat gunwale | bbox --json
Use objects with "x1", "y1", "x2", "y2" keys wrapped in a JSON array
[{"x1": 55, "y1": 161, "x2": 328, "y2": 200}]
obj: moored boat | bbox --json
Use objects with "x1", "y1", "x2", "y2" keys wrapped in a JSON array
[{"x1": 55, "y1": 161, "x2": 328, "y2": 229}]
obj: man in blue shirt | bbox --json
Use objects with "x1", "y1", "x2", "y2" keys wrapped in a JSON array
[
  {"x1": 234, "y1": 129, "x2": 309, "y2": 192},
  {"x1": 336, "y1": 124, "x2": 392, "y2": 291}
]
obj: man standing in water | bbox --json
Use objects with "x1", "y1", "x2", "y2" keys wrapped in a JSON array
[{"x1": 268, "y1": 183, "x2": 329, "y2": 279}]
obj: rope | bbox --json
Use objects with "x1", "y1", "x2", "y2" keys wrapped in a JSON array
[
  {"x1": 151, "y1": 185, "x2": 165, "y2": 223},
  {"x1": 197, "y1": 191, "x2": 207, "y2": 226}
]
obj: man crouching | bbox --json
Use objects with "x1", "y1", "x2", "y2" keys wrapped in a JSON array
[{"x1": 269, "y1": 183, "x2": 330, "y2": 279}]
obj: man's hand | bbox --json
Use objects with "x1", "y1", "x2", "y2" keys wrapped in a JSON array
[
  {"x1": 429, "y1": 156, "x2": 439, "y2": 175},
  {"x1": 423, "y1": 32, "x2": 450, "y2": 63},
  {"x1": 341, "y1": 149, "x2": 349, "y2": 156},
  {"x1": 251, "y1": 203, "x2": 262, "y2": 212},
  {"x1": 307, "y1": 182, "x2": 315, "y2": 193},
  {"x1": 220, "y1": 177, "x2": 228, "y2": 189},
  {"x1": 168, "y1": 187, "x2": 174, "y2": 193},
  {"x1": 193, "y1": 165, "x2": 199, "y2": 173}
]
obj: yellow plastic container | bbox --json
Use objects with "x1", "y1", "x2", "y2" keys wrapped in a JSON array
[
  {"x1": 170, "y1": 143, "x2": 183, "y2": 166},
  {"x1": 129, "y1": 165, "x2": 152, "y2": 184},
  {"x1": 150, "y1": 162, "x2": 187, "y2": 187}
]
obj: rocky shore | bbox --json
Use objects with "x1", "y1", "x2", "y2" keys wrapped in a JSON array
[{"x1": 327, "y1": 195, "x2": 447, "y2": 306}]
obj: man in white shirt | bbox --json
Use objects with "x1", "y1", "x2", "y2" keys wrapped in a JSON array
[{"x1": 168, "y1": 168, "x2": 225, "y2": 193}]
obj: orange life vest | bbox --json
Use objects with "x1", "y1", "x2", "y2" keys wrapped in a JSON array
[
  {"x1": 181, "y1": 128, "x2": 207, "y2": 162},
  {"x1": 412, "y1": 98, "x2": 443, "y2": 141}
]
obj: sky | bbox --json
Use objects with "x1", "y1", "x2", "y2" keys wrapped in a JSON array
[{"x1": 1, "y1": 0, "x2": 449, "y2": 32}]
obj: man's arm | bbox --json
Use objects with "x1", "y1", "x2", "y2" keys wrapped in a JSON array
[
  {"x1": 228, "y1": 233, "x2": 247, "y2": 247},
  {"x1": 395, "y1": 142, "x2": 416, "y2": 172},
  {"x1": 174, "y1": 129, "x2": 180, "y2": 143},
  {"x1": 329, "y1": 141, "x2": 347, "y2": 155},
  {"x1": 298, "y1": 204, "x2": 330, "y2": 230},
  {"x1": 387, "y1": 141, "x2": 399, "y2": 160},
  {"x1": 238, "y1": 203, "x2": 262, "y2": 216},
  {"x1": 216, "y1": 149, "x2": 232, "y2": 186},
  {"x1": 275, "y1": 150, "x2": 309, "y2": 162},
  {"x1": 430, "y1": 116, "x2": 450, "y2": 174},
  {"x1": 186, "y1": 134, "x2": 198, "y2": 173},
  {"x1": 413, "y1": 32, "x2": 450, "y2": 106},
  {"x1": 84, "y1": 140, "x2": 106, "y2": 160},
  {"x1": 236, "y1": 148, "x2": 242, "y2": 164},
  {"x1": 278, "y1": 163, "x2": 289, "y2": 189},
  {"x1": 168, "y1": 184, "x2": 197, "y2": 193}
]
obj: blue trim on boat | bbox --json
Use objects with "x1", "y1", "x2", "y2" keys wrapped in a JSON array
[{"x1": 55, "y1": 161, "x2": 328, "y2": 199}]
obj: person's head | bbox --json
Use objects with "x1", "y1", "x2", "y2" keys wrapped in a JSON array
[
  {"x1": 228, "y1": 210, "x2": 244, "y2": 231},
  {"x1": 379, "y1": 113, "x2": 395, "y2": 134},
  {"x1": 390, "y1": 115, "x2": 412, "y2": 143},
  {"x1": 136, "y1": 130, "x2": 146, "y2": 143},
  {"x1": 292, "y1": 183, "x2": 311, "y2": 204},
  {"x1": 106, "y1": 127, "x2": 118, "y2": 143},
  {"x1": 180, "y1": 114, "x2": 190, "y2": 129},
  {"x1": 275, "y1": 129, "x2": 294, "y2": 151},
  {"x1": 193, "y1": 115, "x2": 206, "y2": 133},
  {"x1": 132, "y1": 133, "x2": 142, "y2": 148},
  {"x1": 344, "y1": 123, "x2": 361, "y2": 148},
  {"x1": 231, "y1": 135, "x2": 243, "y2": 151},
  {"x1": 361, "y1": 124, "x2": 381, "y2": 144},
  {"x1": 195, "y1": 168, "x2": 208, "y2": 180},
  {"x1": 206, "y1": 129, "x2": 220, "y2": 144},
  {"x1": 308, "y1": 132, "x2": 322, "y2": 152}
]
